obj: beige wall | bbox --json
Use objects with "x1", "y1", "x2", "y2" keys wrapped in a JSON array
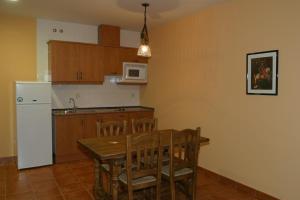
[
  {"x1": 141, "y1": 0, "x2": 300, "y2": 199},
  {"x1": 0, "y1": 14, "x2": 36, "y2": 157}
]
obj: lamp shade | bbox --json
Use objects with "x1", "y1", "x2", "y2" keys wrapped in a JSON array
[{"x1": 137, "y1": 44, "x2": 151, "y2": 57}]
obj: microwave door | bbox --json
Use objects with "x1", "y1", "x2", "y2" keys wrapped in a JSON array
[{"x1": 126, "y1": 68, "x2": 141, "y2": 80}]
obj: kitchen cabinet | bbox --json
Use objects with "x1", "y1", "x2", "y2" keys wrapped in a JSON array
[
  {"x1": 48, "y1": 41, "x2": 104, "y2": 84},
  {"x1": 104, "y1": 47, "x2": 148, "y2": 76},
  {"x1": 79, "y1": 44, "x2": 104, "y2": 83},
  {"x1": 54, "y1": 114, "x2": 97, "y2": 163},
  {"x1": 49, "y1": 41, "x2": 79, "y2": 82},
  {"x1": 119, "y1": 47, "x2": 148, "y2": 64},
  {"x1": 98, "y1": 25, "x2": 120, "y2": 47},
  {"x1": 54, "y1": 110, "x2": 154, "y2": 163},
  {"x1": 97, "y1": 112, "x2": 129, "y2": 122},
  {"x1": 103, "y1": 47, "x2": 122, "y2": 75}
]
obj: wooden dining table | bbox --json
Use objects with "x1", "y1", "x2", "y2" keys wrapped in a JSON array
[{"x1": 78, "y1": 130, "x2": 210, "y2": 200}]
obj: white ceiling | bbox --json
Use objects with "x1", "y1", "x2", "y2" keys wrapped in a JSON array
[{"x1": 0, "y1": 0, "x2": 224, "y2": 30}]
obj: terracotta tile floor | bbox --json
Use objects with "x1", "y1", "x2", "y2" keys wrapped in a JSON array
[{"x1": 0, "y1": 159, "x2": 257, "y2": 200}]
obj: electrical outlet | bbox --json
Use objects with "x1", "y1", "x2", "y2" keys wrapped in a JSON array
[{"x1": 75, "y1": 93, "x2": 80, "y2": 99}]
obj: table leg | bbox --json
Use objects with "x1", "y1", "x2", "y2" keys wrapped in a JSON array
[
  {"x1": 111, "y1": 159, "x2": 122, "y2": 200},
  {"x1": 94, "y1": 159, "x2": 100, "y2": 200},
  {"x1": 94, "y1": 159, "x2": 107, "y2": 200}
]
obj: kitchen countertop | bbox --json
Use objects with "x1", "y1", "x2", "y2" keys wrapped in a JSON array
[{"x1": 52, "y1": 106, "x2": 154, "y2": 116}]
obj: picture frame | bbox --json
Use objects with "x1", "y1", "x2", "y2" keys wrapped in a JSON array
[{"x1": 246, "y1": 50, "x2": 279, "y2": 95}]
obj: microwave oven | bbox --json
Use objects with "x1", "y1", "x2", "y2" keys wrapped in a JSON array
[{"x1": 118, "y1": 62, "x2": 148, "y2": 83}]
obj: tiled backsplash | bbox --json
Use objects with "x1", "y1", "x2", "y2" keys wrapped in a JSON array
[{"x1": 52, "y1": 77, "x2": 140, "y2": 109}]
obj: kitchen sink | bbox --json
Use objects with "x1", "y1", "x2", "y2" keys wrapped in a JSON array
[{"x1": 59, "y1": 109, "x2": 96, "y2": 115}]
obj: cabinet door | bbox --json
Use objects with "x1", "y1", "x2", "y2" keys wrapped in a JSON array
[
  {"x1": 49, "y1": 42, "x2": 80, "y2": 83},
  {"x1": 103, "y1": 47, "x2": 122, "y2": 75},
  {"x1": 119, "y1": 47, "x2": 148, "y2": 64},
  {"x1": 84, "y1": 114, "x2": 97, "y2": 138},
  {"x1": 98, "y1": 25, "x2": 120, "y2": 47},
  {"x1": 55, "y1": 115, "x2": 85, "y2": 162},
  {"x1": 79, "y1": 45, "x2": 104, "y2": 83}
]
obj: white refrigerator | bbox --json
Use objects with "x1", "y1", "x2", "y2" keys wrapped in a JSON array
[{"x1": 16, "y1": 81, "x2": 53, "y2": 169}]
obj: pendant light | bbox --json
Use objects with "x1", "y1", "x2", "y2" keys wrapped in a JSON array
[{"x1": 137, "y1": 3, "x2": 151, "y2": 57}]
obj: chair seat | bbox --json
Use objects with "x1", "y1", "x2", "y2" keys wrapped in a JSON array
[
  {"x1": 119, "y1": 172, "x2": 157, "y2": 186},
  {"x1": 161, "y1": 165, "x2": 193, "y2": 177}
]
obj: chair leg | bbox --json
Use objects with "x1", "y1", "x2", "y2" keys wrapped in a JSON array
[
  {"x1": 170, "y1": 181, "x2": 175, "y2": 200},
  {"x1": 156, "y1": 185, "x2": 160, "y2": 200},
  {"x1": 192, "y1": 177, "x2": 197, "y2": 200}
]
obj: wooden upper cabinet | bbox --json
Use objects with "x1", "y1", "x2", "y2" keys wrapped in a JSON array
[
  {"x1": 98, "y1": 25, "x2": 120, "y2": 47},
  {"x1": 120, "y1": 47, "x2": 148, "y2": 64},
  {"x1": 103, "y1": 47, "x2": 122, "y2": 75},
  {"x1": 48, "y1": 41, "x2": 104, "y2": 84},
  {"x1": 79, "y1": 44, "x2": 104, "y2": 83},
  {"x1": 48, "y1": 41, "x2": 80, "y2": 82},
  {"x1": 103, "y1": 47, "x2": 148, "y2": 76}
]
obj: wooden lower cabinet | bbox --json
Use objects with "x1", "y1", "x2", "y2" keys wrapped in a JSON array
[
  {"x1": 54, "y1": 110, "x2": 154, "y2": 163},
  {"x1": 54, "y1": 114, "x2": 97, "y2": 163}
]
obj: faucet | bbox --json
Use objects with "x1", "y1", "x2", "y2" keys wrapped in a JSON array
[{"x1": 69, "y1": 97, "x2": 77, "y2": 112}]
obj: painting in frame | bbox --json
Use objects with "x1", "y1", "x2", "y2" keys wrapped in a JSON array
[{"x1": 246, "y1": 50, "x2": 278, "y2": 95}]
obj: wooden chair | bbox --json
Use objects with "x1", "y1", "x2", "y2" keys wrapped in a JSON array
[
  {"x1": 131, "y1": 118, "x2": 158, "y2": 134},
  {"x1": 131, "y1": 118, "x2": 169, "y2": 165},
  {"x1": 96, "y1": 120, "x2": 127, "y2": 194},
  {"x1": 97, "y1": 120, "x2": 127, "y2": 137},
  {"x1": 162, "y1": 127, "x2": 201, "y2": 200},
  {"x1": 118, "y1": 132, "x2": 163, "y2": 200}
]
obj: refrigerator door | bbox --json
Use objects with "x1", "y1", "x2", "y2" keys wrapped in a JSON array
[
  {"x1": 16, "y1": 82, "x2": 51, "y2": 105},
  {"x1": 16, "y1": 103, "x2": 53, "y2": 169}
]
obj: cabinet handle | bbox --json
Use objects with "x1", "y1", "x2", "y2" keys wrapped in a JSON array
[{"x1": 80, "y1": 72, "x2": 83, "y2": 80}]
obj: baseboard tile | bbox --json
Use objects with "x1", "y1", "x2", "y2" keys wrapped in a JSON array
[
  {"x1": 0, "y1": 156, "x2": 16, "y2": 165},
  {"x1": 198, "y1": 167, "x2": 280, "y2": 200}
]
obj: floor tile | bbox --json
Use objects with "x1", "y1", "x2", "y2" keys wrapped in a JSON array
[
  {"x1": 37, "y1": 196, "x2": 64, "y2": 200},
  {"x1": 31, "y1": 180, "x2": 59, "y2": 195},
  {"x1": 60, "y1": 182, "x2": 85, "y2": 194},
  {"x1": 6, "y1": 179, "x2": 32, "y2": 195},
  {"x1": 35, "y1": 192, "x2": 63, "y2": 200},
  {"x1": 55, "y1": 174, "x2": 80, "y2": 186},
  {"x1": 64, "y1": 190, "x2": 93, "y2": 200},
  {"x1": 6, "y1": 192, "x2": 36, "y2": 200}
]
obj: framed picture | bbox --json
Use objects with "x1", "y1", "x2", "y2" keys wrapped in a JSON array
[{"x1": 246, "y1": 50, "x2": 278, "y2": 95}]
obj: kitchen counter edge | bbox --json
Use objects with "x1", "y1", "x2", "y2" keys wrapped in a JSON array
[{"x1": 52, "y1": 106, "x2": 154, "y2": 116}]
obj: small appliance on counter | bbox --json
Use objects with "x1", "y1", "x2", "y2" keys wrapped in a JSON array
[
  {"x1": 15, "y1": 81, "x2": 52, "y2": 169},
  {"x1": 117, "y1": 62, "x2": 148, "y2": 84}
]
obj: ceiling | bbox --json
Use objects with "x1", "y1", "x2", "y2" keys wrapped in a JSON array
[{"x1": 0, "y1": 0, "x2": 224, "y2": 30}]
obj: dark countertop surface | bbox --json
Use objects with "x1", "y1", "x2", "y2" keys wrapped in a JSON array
[{"x1": 52, "y1": 106, "x2": 154, "y2": 116}]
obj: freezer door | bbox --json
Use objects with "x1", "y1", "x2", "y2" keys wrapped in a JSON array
[
  {"x1": 16, "y1": 82, "x2": 51, "y2": 105},
  {"x1": 16, "y1": 103, "x2": 53, "y2": 169}
]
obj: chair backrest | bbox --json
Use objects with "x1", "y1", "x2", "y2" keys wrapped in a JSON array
[
  {"x1": 131, "y1": 118, "x2": 158, "y2": 134},
  {"x1": 170, "y1": 127, "x2": 201, "y2": 175},
  {"x1": 96, "y1": 120, "x2": 127, "y2": 137},
  {"x1": 126, "y1": 132, "x2": 163, "y2": 198}
]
